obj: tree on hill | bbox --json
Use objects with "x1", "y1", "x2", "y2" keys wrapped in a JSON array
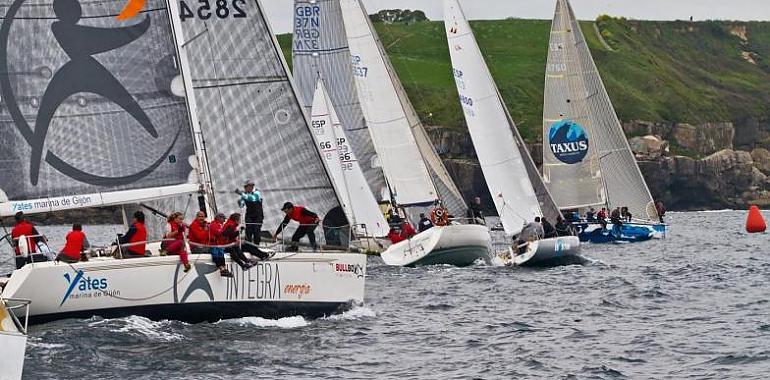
[{"x1": 370, "y1": 9, "x2": 429, "y2": 24}]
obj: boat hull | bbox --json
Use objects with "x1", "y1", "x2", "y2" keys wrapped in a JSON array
[
  {"x1": 1, "y1": 253, "x2": 366, "y2": 325},
  {"x1": 496, "y1": 236, "x2": 583, "y2": 267},
  {"x1": 574, "y1": 222, "x2": 666, "y2": 243},
  {"x1": 380, "y1": 225, "x2": 491, "y2": 267},
  {"x1": 0, "y1": 300, "x2": 26, "y2": 380}
]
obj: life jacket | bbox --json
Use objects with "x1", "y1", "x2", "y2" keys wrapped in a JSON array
[
  {"x1": 209, "y1": 220, "x2": 224, "y2": 246},
  {"x1": 400, "y1": 222, "x2": 416, "y2": 239},
  {"x1": 188, "y1": 220, "x2": 209, "y2": 246},
  {"x1": 241, "y1": 191, "x2": 264, "y2": 222},
  {"x1": 11, "y1": 221, "x2": 37, "y2": 255},
  {"x1": 127, "y1": 222, "x2": 147, "y2": 255},
  {"x1": 220, "y1": 220, "x2": 240, "y2": 245},
  {"x1": 388, "y1": 229, "x2": 405, "y2": 244},
  {"x1": 430, "y1": 207, "x2": 449, "y2": 226},
  {"x1": 61, "y1": 230, "x2": 86, "y2": 260},
  {"x1": 290, "y1": 206, "x2": 317, "y2": 226}
]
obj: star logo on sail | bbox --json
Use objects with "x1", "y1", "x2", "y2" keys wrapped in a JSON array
[{"x1": 549, "y1": 120, "x2": 589, "y2": 164}]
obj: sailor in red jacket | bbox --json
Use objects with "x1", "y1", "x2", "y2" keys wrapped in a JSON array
[
  {"x1": 274, "y1": 202, "x2": 320, "y2": 252},
  {"x1": 11, "y1": 212, "x2": 47, "y2": 268},
  {"x1": 58, "y1": 223, "x2": 90, "y2": 263},
  {"x1": 117, "y1": 211, "x2": 148, "y2": 258},
  {"x1": 187, "y1": 211, "x2": 211, "y2": 254}
]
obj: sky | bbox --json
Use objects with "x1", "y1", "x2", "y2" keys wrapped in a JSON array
[{"x1": 263, "y1": 0, "x2": 767, "y2": 33}]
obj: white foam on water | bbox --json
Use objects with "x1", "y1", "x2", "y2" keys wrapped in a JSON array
[
  {"x1": 324, "y1": 306, "x2": 376, "y2": 321},
  {"x1": 93, "y1": 316, "x2": 184, "y2": 342},
  {"x1": 27, "y1": 337, "x2": 67, "y2": 351},
  {"x1": 220, "y1": 315, "x2": 309, "y2": 329}
]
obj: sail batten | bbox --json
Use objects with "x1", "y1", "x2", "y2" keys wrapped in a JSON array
[
  {"x1": 176, "y1": 0, "x2": 343, "y2": 232},
  {"x1": 544, "y1": 0, "x2": 658, "y2": 221}
]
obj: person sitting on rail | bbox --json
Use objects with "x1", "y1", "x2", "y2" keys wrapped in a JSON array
[
  {"x1": 209, "y1": 213, "x2": 232, "y2": 277},
  {"x1": 188, "y1": 211, "x2": 211, "y2": 255},
  {"x1": 621, "y1": 207, "x2": 633, "y2": 223},
  {"x1": 418, "y1": 213, "x2": 433, "y2": 233},
  {"x1": 274, "y1": 202, "x2": 320, "y2": 252},
  {"x1": 162, "y1": 212, "x2": 191, "y2": 272},
  {"x1": 221, "y1": 213, "x2": 263, "y2": 269},
  {"x1": 555, "y1": 216, "x2": 573, "y2": 237},
  {"x1": 117, "y1": 211, "x2": 149, "y2": 259},
  {"x1": 57, "y1": 223, "x2": 90, "y2": 263},
  {"x1": 542, "y1": 217, "x2": 557, "y2": 239},
  {"x1": 11, "y1": 211, "x2": 48, "y2": 269}
]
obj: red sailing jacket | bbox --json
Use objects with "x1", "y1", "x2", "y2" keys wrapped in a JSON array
[
  {"x1": 188, "y1": 220, "x2": 209, "y2": 246},
  {"x1": 61, "y1": 230, "x2": 86, "y2": 260},
  {"x1": 11, "y1": 221, "x2": 38, "y2": 255},
  {"x1": 289, "y1": 206, "x2": 318, "y2": 226},
  {"x1": 220, "y1": 220, "x2": 240, "y2": 245},
  {"x1": 209, "y1": 220, "x2": 224, "y2": 246},
  {"x1": 127, "y1": 222, "x2": 147, "y2": 255}
]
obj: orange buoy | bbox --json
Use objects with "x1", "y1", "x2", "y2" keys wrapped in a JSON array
[{"x1": 746, "y1": 205, "x2": 767, "y2": 233}]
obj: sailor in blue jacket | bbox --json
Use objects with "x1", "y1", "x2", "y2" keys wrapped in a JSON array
[{"x1": 237, "y1": 180, "x2": 264, "y2": 245}]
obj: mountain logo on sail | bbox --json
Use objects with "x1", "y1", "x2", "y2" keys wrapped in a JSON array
[{"x1": 549, "y1": 120, "x2": 589, "y2": 164}]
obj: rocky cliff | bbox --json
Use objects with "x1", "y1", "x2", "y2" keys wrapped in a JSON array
[{"x1": 426, "y1": 121, "x2": 770, "y2": 212}]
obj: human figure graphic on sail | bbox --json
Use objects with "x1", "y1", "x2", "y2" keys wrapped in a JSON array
[{"x1": 29, "y1": 0, "x2": 157, "y2": 185}]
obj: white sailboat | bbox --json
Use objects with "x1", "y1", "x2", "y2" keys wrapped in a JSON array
[
  {"x1": 542, "y1": 0, "x2": 666, "y2": 243},
  {"x1": 309, "y1": 79, "x2": 389, "y2": 238},
  {"x1": 0, "y1": 0, "x2": 365, "y2": 324},
  {"x1": 444, "y1": 0, "x2": 582, "y2": 267},
  {"x1": 0, "y1": 298, "x2": 29, "y2": 380},
  {"x1": 341, "y1": 0, "x2": 491, "y2": 267}
]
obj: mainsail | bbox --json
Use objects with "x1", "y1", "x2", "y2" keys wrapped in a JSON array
[
  {"x1": 310, "y1": 79, "x2": 388, "y2": 237},
  {"x1": 544, "y1": 0, "x2": 658, "y2": 221},
  {"x1": 292, "y1": 0, "x2": 387, "y2": 202},
  {"x1": 444, "y1": 0, "x2": 561, "y2": 235},
  {"x1": 0, "y1": 0, "x2": 199, "y2": 217},
  {"x1": 172, "y1": 0, "x2": 343, "y2": 232},
  {"x1": 340, "y1": 0, "x2": 467, "y2": 216}
]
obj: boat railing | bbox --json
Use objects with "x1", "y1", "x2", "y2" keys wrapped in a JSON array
[
  {"x1": 1, "y1": 298, "x2": 30, "y2": 336},
  {"x1": 273, "y1": 223, "x2": 358, "y2": 253}
]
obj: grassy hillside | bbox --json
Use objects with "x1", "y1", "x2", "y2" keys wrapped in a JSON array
[{"x1": 278, "y1": 18, "x2": 770, "y2": 142}]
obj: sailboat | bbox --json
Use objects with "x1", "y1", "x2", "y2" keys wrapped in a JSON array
[
  {"x1": 309, "y1": 79, "x2": 389, "y2": 243},
  {"x1": 340, "y1": 0, "x2": 491, "y2": 267},
  {"x1": 444, "y1": 0, "x2": 582, "y2": 267},
  {"x1": 0, "y1": 297, "x2": 29, "y2": 380},
  {"x1": 542, "y1": 0, "x2": 666, "y2": 243},
  {"x1": 0, "y1": 0, "x2": 365, "y2": 324}
]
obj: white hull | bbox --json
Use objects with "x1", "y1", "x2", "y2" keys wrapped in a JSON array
[
  {"x1": 1, "y1": 253, "x2": 366, "y2": 324},
  {"x1": 0, "y1": 299, "x2": 27, "y2": 380},
  {"x1": 496, "y1": 236, "x2": 583, "y2": 267},
  {"x1": 380, "y1": 225, "x2": 491, "y2": 267}
]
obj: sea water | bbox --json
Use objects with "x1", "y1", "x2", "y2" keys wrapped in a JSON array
[{"x1": 4, "y1": 211, "x2": 770, "y2": 379}]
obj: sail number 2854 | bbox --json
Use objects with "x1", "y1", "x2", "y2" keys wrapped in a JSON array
[{"x1": 179, "y1": 0, "x2": 247, "y2": 21}]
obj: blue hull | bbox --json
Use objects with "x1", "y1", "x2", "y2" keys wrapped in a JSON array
[{"x1": 574, "y1": 222, "x2": 666, "y2": 244}]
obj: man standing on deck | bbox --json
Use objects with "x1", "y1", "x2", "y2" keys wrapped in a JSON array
[
  {"x1": 466, "y1": 196, "x2": 485, "y2": 225},
  {"x1": 11, "y1": 212, "x2": 47, "y2": 268},
  {"x1": 237, "y1": 180, "x2": 264, "y2": 246},
  {"x1": 274, "y1": 202, "x2": 320, "y2": 252}
]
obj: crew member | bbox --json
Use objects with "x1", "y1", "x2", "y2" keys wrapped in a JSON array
[
  {"x1": 586, "y1": 208, "x2": 597, "y2": 222},
  {"x1": 11, "y1": 212, "x2": 47, "y2": 269},
  {"x1": 418, "y1": 213, "x2": 433, "y2": 233},
  {"x1": 187, "y1": 211, "x2": 210, "y2": 254},
  {"x1": 610, "y1": 207, "x2": 624, "y2": 234},
  {"x1": 209, "y1": 213, "x2": 232, "y2": 277},
  {"x1": 162, "y1": 212, "x2": 191, "y2": 272},
  {"x1": 238, "y1": 180, "x2": 264, "y2": 246},
  {"x1": 58, "y1": 223, "x2": 90, "y2": 263},
  {"x1": 274, "y1": 202, "x2": 320, "y2": 252},
  {"x1": 542, "y1": 217, "x2": 557, "y2": 239},
  {"x1": 656, "y1": 200, "x2": 667, "y2": 223},
  {"x1": 388, "y1": 226, "x2": 406, "y2": 244},
  {"x1": 118, "y1": 211, "x2": 149, "y2": 259},
  {"x1": 555, "y1": 216, "x2": 572, "y2": 237},
  {"x1": 219, "y1": 213, "x2": 270, "y2": 270},
  {"x1": 466, "y1": 197, "x2": 485, "y2": 225},
  {"x1": 519, "y1": 217, "x2": 545, "y2": 242}
]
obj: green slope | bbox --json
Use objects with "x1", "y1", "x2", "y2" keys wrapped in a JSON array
[{"x1": 278, "y1": 17, "x2": 770, "y2": 143}]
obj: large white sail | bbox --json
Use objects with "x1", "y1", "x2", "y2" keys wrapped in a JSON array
[
  {"x1": 0, "y1": 0, "x2": 201, "y2": 217},
  {"x1": 340, "y1": 0, "x2": 467, "y2": 215},
  {"x1": 310, "y1": 80, "x2": 389, "y2": 237},
  {"x1": 545, "y1": 0, "x2": 658, "y2": 221},
  {"x1": 339, "y1": 0, "x2": 438, "y2": 207},
  {"x1": 291, "y1": 0, "x2": 388, "y2": 202},
  {"x1": 444, "y1": 0, "x2": 541, "y2": 236},
  {"x1": 173, "y1": 0, "x2": 344, "y2": 233}
]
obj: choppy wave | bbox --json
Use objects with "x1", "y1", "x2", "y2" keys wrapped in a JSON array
[
  {"x1": 88, "y1": 315, "x2": 184, "y2": 342},
  {"x1": 219, "y1": 315, "x2": 309, "y2": 329},
  {"x1": 324, "y1": 306, "x2": 376, "y2": 321}
]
